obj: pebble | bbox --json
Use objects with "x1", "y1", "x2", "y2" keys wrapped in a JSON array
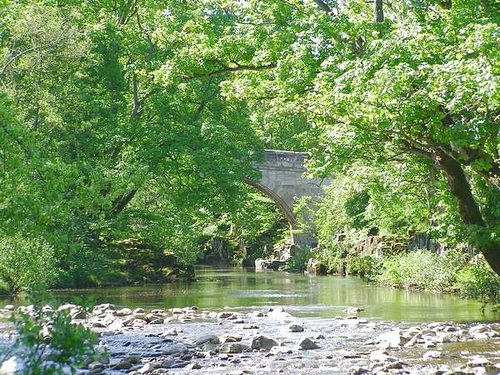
[{"x1": 5, "y1": 303, "x2": 497, "y2": 375}]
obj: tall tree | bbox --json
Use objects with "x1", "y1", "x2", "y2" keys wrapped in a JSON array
[{"x1": 186, "y1": 0, "x2": 499, "y2": 274}]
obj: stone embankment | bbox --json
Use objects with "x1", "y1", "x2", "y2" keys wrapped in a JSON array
[{"x1": 1, "y1": 303, "x2": 500, "y2": 374}]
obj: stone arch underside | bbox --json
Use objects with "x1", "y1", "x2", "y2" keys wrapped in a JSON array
[
  {"x1": 244, "y1": 178, "x2": 297, "y2": 227},
  {"x1": 245, "y1": 149, "x2": 330, "y2": 229}
]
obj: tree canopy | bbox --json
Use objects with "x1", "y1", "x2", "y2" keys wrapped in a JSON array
[{"x1": 0, "y1": 0, "x2": 498, "y2": 289}]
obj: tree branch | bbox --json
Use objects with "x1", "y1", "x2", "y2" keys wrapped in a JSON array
[
  {"x1": 182, "y1": 63, "x2": 276, "y2": 80},
  {"x1": 312, "y1": 0, "x2": 336, "y2": 15}
]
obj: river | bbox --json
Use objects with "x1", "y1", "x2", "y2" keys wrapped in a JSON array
[{"x1": 3, "y1": 267, "x2": 497, "y2": 322}]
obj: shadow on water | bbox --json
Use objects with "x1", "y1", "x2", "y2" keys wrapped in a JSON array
[{"x1": 2, "y1": 266, "x2": 498, "y2": 322}]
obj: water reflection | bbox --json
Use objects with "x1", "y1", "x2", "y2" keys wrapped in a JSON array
[{"x1": 1, "y1": 267, "x2": 498, "y2": 322}]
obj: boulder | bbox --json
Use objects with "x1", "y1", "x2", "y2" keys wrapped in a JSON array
[
  {"x1": 289, "y1": 324, "x2": 304, "y2": 332},
  {"x1": 298, "y1": 338, "x2": 319, "y2": 350},
  {"x1": 162, "y1": 343, "x2": 189, "y2": 356},
  {"x1": 251, "y1": 336, "x2": 278, "y2": 351},
  {"x1": 195, "y1": 335, "x2": 220, "y2": 347},
  {"x1": 376, "y1": 329, "x2": 408, "y2": 348},
  {"x1": 306, "y1": 258, "x2": 327, "y2": 275},
  {"x1": 219, "y1": 343, "x2": 251, "y2": 353},
  {"x1": 116, "y1": 308, "x2": 132, "y2": 316}
]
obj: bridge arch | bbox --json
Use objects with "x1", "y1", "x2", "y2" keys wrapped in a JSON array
[
  {"x1": 244, "y1": 178, "x2": 297, "y2": 227},
  {"x1": 245, "y1": 150, "x2": 329, "y2": 245}
]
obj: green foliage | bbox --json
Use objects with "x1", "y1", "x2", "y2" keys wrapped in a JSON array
[
  {"x1": 9, "y1": 307, "x2": 98, "y2": 374},
  {"x1": 374, "y1": 250, "x2": 500, "y2": 304},
  {"x1": 0, "y1": 0, "x2": 498, "y2": 286},
  {"x1": 0, "y1": 0, "x2": 264, "y2": 286},
  {"x1": 314, "y1": 242, "x2": 349, "y2": 274},
  {"x1": 456, "y1": 255, "x2": 500, "y2": 304},
  {"x1": 196, "y1": 0, "x2": 500, "y2": 273},
  {"x1": 376, "y1": 250, "x2": 459, "y2": 292},
  {"x1": 0, "y1": 236, "x2": 57, "y2": 295},
  {"x1": 346, "y1": 255, "x2": 380, "y2": 281},
  {"x1": 286, "y1": 247, "x2": 311, "y2": 272}
]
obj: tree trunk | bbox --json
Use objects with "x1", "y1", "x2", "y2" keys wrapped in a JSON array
[
  {"x1": 375, "y1": 0, "x2": 384, "y2": 22},
  {"x1": 433, "y1": 149, "x2": 500, "y2": 275}
]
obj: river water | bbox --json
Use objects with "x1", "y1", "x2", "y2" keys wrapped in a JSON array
[{"x1": 3, "y1": 267, "x2": 497, "y2": 322}]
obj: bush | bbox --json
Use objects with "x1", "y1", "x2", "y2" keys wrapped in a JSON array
[
  {"x1": 0, "y1": 235, "x2": 57, "y2": 295},
  {"x1": 346, "y1": 255, "x2": 380, "y2": 281},
  {"x1": 456, "y1": 255, "x2": 500, "y2": 304},
  {"x1": 375, "y1": 250, "x2": 462, "y2": 292},
  {"x1": 315, "y1": 243, "x2": 349, "y2": 274},
  {"x1": 5, "y1": 306, "x2": 99, "y2": 374},
  {"x1": 373, "y1": 249, "x2": 500, "y2": 305},
  {"x1": 286, "y1": 247, "x2": 311, "y2": 272}
]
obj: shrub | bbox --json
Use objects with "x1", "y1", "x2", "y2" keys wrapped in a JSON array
[
  {"x1": 316, "y1": 243, "x2": 349, "y2": 274},
  {"x1": 6, "y1": 306, "x2": 99, "y2": 374},
  {"x1": 346, "y1": 255, "x2": 380, "y2": 281},
  {"x1": 375, "y1": 250, "x2": 462, "y2": 292},
  {"x1": 456, "y1": 255, "x2": 500, "y2": 304},
  {"x1": 0, "y1": 235, "x2": 57, "y2": 295},
  {"x1": 286, "y1": 247, "x2": 311, "y2": 272}
]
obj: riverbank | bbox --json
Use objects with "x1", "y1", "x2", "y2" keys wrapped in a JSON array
[{"x1": 1, "y1": 303, "x2": 500, "y2": 374}]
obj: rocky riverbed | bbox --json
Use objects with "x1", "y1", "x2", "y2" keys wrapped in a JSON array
[{"x1": 1, "y1": 303, "x2": 499, "y2": 374}]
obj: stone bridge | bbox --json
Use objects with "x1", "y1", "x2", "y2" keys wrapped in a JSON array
[{"x1": 246, "y1": 149, "x2": 330, "y2": 246}]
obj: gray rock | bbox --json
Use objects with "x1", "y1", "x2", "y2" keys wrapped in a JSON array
[
  {"x1": 298, "y1": 338, "x2": 319, "y2": 350},
  {"x1": 270, "y1": 346, "x2": 293, "y2": 355},
  {"x1": 369, "y1": 350, "x2": 399, "y2": 363},
  {"x1": 195, "y1": 335, "x2": 220, "y2": 347},
  {"x1": 343, "y1": 351, "x2": 362, "y2": 359},
  {"x1": 185, "y1": 362, "x2": 203, "y2": 370},
  {"x1": 224, "y1": 335, "x2": 242, "y2": 343},
  {"x1": 151, "y1": 309, "x2": 166, "y2": 314},
  {"x1": 57, "y1": 303, "x2": 77, "y2": 312},
  {"x1": 163, "y1": 328, "x2": 179, "y2": 336},
  {"x1": 91, "y1": 319, "x2": 108, "y2": 328},
  {"x1": 251, "y1": 336, "x2": 278, "y2": 351},
  {"x1": 88, "y1": 361, "x2": 105, "y2": 370},
  {"x1": 148, "y1": 318, "x2": 163, "y2": 324},
  {"x1": 467, "y1": 356, "x2": 490, "y2": 367},
  {"x1": 94, "y1": 303, "x2": 116, "y2": 312},
  {"x1": 162, "y1": 343, "x2": 189, "y2": 356},
  {"x1": 422, "y1": 350, "x2": 442, "y2": 360},
  {"x1": 348, "y1": 365, "x2": 369, "y2": 375},
  {"x1": 217, "y1": 312, "x2": 234, "y2": 319},
  {"x1": 116, "y1": 308, "x2": 132, "y2": 316},
  {"x1": 70, "y1": 308, "x2": 87, "y2": 320},
  {"x1": 137, "y1": 362, "x2": 155, "y2": 374},
  {"x1": 219, "y1": 343, "x2": 251, "y2": 353},
  {"x1": 158, "y1": 359, "x2": 191, "y2": 368},
  {"x1": 376, "y1": 329, "x2": 408, "y2": 348},
  {"x1": 114, "y1": 356, "x2": 140, "y2": 370},
  {"x1": 122, "y1": 316, "x2": 136, "y2": 326},
  {"x1": 289, "y1": 324, "x2": 304, "y2": 332},
  {"x1": 243, "y1": 324, "x2": 259, "y2": 329}
]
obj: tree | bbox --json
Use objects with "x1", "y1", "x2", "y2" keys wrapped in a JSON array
[
  {"x1": 0, "y1": 235, "x2": 57, "y2": 295},
  {"x1": 183, "y1": 0, "x2": 499, "y2": 273},
  {"x1": 0, "y1": 0, "x2": 264, "y2": 286}
]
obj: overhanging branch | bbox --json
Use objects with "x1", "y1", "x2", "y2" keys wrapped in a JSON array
[{"x1": 182, "y1": 63, "x2": 276, "y2": 80}]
